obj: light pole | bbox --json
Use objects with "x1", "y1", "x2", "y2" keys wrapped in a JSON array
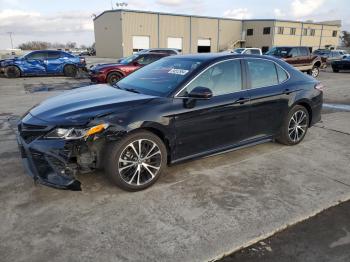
[{"x1": 7, "y1": 32, "x2": 14, "y2": 49}]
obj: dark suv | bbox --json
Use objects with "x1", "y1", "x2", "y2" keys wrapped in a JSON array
[{"x1": 266, "y1": 46, "x2": 323, "y2": 77}]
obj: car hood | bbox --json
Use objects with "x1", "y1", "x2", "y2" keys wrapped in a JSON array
[
  {"x1": 92, "y1": 63, "x2": 123, "y2": 71},
  {"x1": 29, "y1": 84, "x2": 155, "y2": 125}
]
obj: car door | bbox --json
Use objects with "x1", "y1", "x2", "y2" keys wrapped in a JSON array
[
  {"x1": 23, "y1": 51, "x2": 47, "y2": 75},
  {"x1": 173, "y1": 59, "x2": 251, "y2": 160},
  {"x1": 287, "y1": 48, "x2": 301, "y2": 68},
  {"x1": 244, "y1": 58, "x2": 290, "y2": 138},
  {"x1": 45, "y1": 51, "x2": 63, "y2": 74},
  {"x1": 298, "y1": 47, "x2": 310, "y2": 68}
]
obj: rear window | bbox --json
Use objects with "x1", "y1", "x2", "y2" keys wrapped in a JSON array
[
  {"x1": 247, "y1": 59, "x2": 279, "y2": 88},
  {"x1": 276, "y1": 65, "x2": 288, "y2": 83}
]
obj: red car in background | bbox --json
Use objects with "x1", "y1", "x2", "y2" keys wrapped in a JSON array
[{"x1": 89, "y1": 53, "x2": 170, "y2": 85}]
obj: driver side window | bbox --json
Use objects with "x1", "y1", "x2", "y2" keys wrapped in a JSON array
[
  {"x1": 26, "y1": 52, "x2": 47, "y2": 60},
  {"x1": 136, "y1": 55, "x2": 155, "y2": 65},
  {"x1": 180, "y1": 60, "x2": 242, "y2": 97}
]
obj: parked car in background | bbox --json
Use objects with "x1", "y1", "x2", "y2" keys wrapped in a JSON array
[
  {"x1": 331, "y1": 56, "x2": 350, "y2": 72},
  {"x1": 136, "y1": 48, "x2": 181, "y2": 55},
  {"x1": 89, "y1": 53, "x2": 170, "y2": 85},
  {"x1": 117, "y1": 48, "x2": 180, "y2": 62},
  {"x1": 266, "y1": 46, "x2": 323, "y2": 77},
  {"x1": 0, "y1": 50, "x2": 86, "y2": 78},
  {"x1": 324, "y1": 50, "x2": 347, "y2": 63},
  {"x1": 229, "y1": 48, "x2": 262, "y2": 55},
  {"x1": 17, "y1": 53, "x2": 323, "y2": 191}
]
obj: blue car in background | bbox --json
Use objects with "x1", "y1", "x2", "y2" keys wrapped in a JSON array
[{"x1": 0, "y1": 50, "x2": 86, "y2": 78}]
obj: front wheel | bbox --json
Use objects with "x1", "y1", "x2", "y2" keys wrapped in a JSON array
[
  {"x1": 107, "y1": 72, "x2": 123, "y2": 85},
  {"x1": 5, "y1": 66, "x2": 21, "y2": 78},
  {"x1": 104, "y1": 131, "x2": 167, "y2": 191},
  {"x1": 277, "y1": 105, "x2": 309, "y2": 146}
]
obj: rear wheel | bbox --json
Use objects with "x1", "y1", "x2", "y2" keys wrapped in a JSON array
[
  {"x1": 107, "y1": 72, "x2": 123, "y2": 85},
  {"x1": 63, "y1": 65, "x2": 77, "y2": 77},
  {"x1": 105, "y1": 131, "x2": 167, "y2": 191},
  {"x1": 5, "y1": 66, "x2": 21, "y2": 78},
  {"x1": 277, "y1": 105, "x2": 309, "y2": 145},
  {"x1": 309, "y1": 66, "x2": 319, "y2": 78},
  {"x1": 332, "y1": 68, "x2": 339, "y2": 73}
]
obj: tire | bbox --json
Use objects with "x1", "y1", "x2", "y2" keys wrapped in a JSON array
[
  {"x1": 332, "y1": 68, "x2": 339, "y2": 73},
  {"x1": 107, "y1": 72, "x2": 123, "y2": 85},
  {"x1": 310, "y1": 66, "x2": 319, "y2": 78},
  {"x1": 63, "y1": 65, "x2": 77, "y2": 77},
  {"x1": 104, "y1": 130, "x2": 167, "y2": 191},
  {"x1": 5, "y1": 66, "x2": 21, "y2": 78},
  {"x1": 277, "y1": 105, "x2": 309, "y2": 146}
]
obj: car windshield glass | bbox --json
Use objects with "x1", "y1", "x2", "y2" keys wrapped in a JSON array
[
  {"x1": 233, "y1": 48, "x2": 244, "y2": 54},
  {"x1": 266, "y1": 47, "x2": 292, "y2": 57},
  {"x1": 117, "y1": 57, "x2": 203, "y2": 97},
  {"x1": 119, "y1": 54, "x2": 138, "y2": 64}
]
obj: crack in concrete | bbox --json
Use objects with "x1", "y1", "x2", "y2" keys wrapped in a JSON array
[{"x1": 314, "y1": 125, "x2": 350, "y2": 136}]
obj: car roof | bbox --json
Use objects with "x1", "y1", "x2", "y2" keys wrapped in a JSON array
[
  {"x1": 165, "y1": 53, "x2": 282, "y2": 63},
  {"x1": 273, "y1": 46, "x2": 308, "y2": 48},
  {"x1": 148, "y1": 48, "x2": 178, "y2": 51},
  {"x1": 140, "y1": 52, "x2": 169, "y2": 56}
]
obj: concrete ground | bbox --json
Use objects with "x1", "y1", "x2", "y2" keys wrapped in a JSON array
[
  {"x1": 220, "y1": 200, "x2": 350, "y2": 262},
  {"x1": 0, "y1": 59, "x2": 349, "y2": 262}
]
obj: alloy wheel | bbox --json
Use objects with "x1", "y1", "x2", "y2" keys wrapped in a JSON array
[
  {"x1": 311, "y1": 67, "x2": 319, "y2": 78},
  {"x1": 288, "y1": 110, "x2": 308, "y2": 142},
  {"x1": 118, "y1": 139, "x2": 162, "y2": 186}
]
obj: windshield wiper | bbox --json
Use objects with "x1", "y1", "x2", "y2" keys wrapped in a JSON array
[
  {"x1": 124, "y1": 88, "x2": 140, "y2": 94},
  {"x1": 113, "y1": 83, "x2": 140, "y2": 94}
]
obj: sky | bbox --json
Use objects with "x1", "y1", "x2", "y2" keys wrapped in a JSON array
[{"x1": 0, "y1": 0, "x2": 349, "y2": 49}]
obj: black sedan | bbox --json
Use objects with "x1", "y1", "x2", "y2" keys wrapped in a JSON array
[
  {"x1": 331, "y1": 56, "x2": 350, "y2": 72},
  {"x1": 16, "y1": 54, "x2": 323, "y2": 191}
]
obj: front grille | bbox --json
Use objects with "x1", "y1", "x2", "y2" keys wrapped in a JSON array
[{"x1": 18, "y1": 123, "x2": 49, "y2": 143}]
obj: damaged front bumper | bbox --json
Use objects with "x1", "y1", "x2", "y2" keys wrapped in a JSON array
[
  {"x1": 16, "y1": 114, "x2": 105, "y2": 191},
  {"x1": 16, "y1": 133, "x2": 82, "y2": 191}
]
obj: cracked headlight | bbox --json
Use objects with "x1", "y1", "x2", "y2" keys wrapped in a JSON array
[{"x1": 45, "y1": 124, "x2": 109, "y2": 140}]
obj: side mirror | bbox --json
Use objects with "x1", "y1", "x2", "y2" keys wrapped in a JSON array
[{"x1": 188, "y1": 86, "x2": 213, "y2": 99}]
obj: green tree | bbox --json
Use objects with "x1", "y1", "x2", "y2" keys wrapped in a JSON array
[{"x1": 340, "y1": 31, "x2": 350, "y2": 47}]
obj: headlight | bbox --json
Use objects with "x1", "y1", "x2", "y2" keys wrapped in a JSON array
[{"x1": 45, "y1": 124, "x2": 109, "y2": 140}]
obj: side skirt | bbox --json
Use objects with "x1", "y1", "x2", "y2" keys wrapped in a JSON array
[{"x1": 170, "y1": 135, "x2": 274, "y2": 165}]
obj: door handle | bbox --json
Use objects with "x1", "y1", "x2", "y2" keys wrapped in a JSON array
[{"x1": 234, "y1": 97, "x2": 250, "y2": 104}]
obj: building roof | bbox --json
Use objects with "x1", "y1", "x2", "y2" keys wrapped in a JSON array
[{"x1": 94, "y1": 9, "x2": 341, "y2": 27}]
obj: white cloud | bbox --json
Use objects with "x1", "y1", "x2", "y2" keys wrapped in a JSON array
[
  {"x1": 0, "y1": 9, "x2": 94, "y2": 35},
  {"x1": 273, "y1": 8, "x2": 286, "y2": 18},
  {"x1": 223, "y1": 8, "x2": 252, "y2": 19},
  {"x1": 291, "y1": 0, "x2": 326, "y2": 18},
  {"x1": 156, "y1": 0, "x2": 184, "y2": 6}
]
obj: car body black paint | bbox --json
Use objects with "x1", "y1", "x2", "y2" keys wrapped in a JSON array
[{"x1": 16, "y1": 54, "x2": 323, "y2": 190}]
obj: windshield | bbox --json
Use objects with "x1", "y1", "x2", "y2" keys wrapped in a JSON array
[
  {"x1": 233, "y1": 48, "x2": 245, "y2": 54},
  {"x1": 119, "y1": 54, "x2": 138, "y2": 64},
  {"x1": 117, "y1": 57, "x2": 203, "y2": 97},
  {"x1": 266, "y1": 47, "x2": 292, "y2": 57}
]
